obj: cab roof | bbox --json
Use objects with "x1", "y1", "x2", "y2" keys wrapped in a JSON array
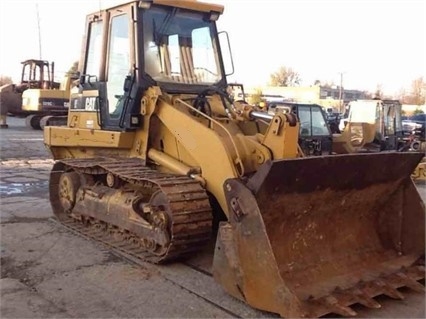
[{"x1": 94, "y1": 0, "x2": 224, "y2": 15}]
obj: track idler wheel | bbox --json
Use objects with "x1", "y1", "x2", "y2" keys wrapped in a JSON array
[{"x1": 58, "y1": 172, "x2": 81, "y2": 212}]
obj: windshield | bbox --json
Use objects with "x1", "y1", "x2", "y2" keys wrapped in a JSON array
[{"x1": 143, "y1": 6, "x2": 222, "y2": 85}]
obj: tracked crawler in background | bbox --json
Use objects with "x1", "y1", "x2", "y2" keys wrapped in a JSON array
[{"x1": 44, "y1": 0, "x2": 425, "y2": 317}]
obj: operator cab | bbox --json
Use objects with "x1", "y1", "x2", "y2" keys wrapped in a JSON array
[
  {"x1": 19, "y1": 59, "x2": 59, "y2": 92},
  {"x1": 71, "y1": 0, "x2": 227, "y2": 131},
  {"x1": 270, "y1": 102, "x2": 333, "y2": 155}
]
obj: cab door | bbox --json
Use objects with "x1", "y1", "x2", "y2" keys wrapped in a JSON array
[
  {"x1": 68, "y1": 12, "x2": 105, "y2": 128},
  {"x1": 75, "y1": 4, "x2": 140, "y2": 131},
  {"x1": 102, "y1": 7, "x2": 135, "y2": 129}
]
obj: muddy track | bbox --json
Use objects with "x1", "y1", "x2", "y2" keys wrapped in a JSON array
[{"x1": 49, "y1": 157, "x2": 213, "y2": 263}]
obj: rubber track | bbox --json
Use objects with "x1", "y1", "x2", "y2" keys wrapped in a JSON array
[{"x1": 49, "y1": 157, "x2": 213, "y2": 263}]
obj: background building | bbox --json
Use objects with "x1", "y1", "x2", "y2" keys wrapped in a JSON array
[{"x1": 247, "y1": 85, "x2": 367, "y2": 112}]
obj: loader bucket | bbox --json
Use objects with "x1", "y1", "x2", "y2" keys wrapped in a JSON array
[{"x1": 213, "y1": 152, "x2": 425, "y2": 318}]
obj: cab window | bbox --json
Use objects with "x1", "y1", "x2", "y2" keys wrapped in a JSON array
[{"x1": 106, "y1": 14, "x2": 130, "y2": 118}]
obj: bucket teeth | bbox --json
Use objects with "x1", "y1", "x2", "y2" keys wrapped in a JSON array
[
  {"x1": 333, "y1": 286, "x2": 382, "y2": 310},
  {"x1": 352, "y1": 288, "x2": 382, "y2": 309},
  {"x1": 395, "y1": 273, "x2": 425, "y2": 293},
  {"x1": 323, "y1": 296, "x2": 357, "y2": 317},
  {"x1": 307, "y1": 264, "x2": 425, "y2": 317},
  {"x1": 372, "y1": 279, "x2": 405, "y2": 300}
]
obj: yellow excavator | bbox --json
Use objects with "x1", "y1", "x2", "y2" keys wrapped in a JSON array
[
  {"x1": 43, "y1": 1, "x2": 425, "y2": 317},
  {"x1": 0, "y1": 59, "x2": 75, "y2": 129}
]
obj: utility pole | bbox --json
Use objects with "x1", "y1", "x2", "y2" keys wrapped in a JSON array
[
  {"x1": 338, "y1": 71, "x2": 345, "y2": 113},
  {"x1": 36, "y1": 3, "x2": 42, "y2": 59}
]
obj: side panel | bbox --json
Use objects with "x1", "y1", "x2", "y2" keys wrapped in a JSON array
[{"x1": 44, "y1": 126, "x2": 135, "y2": 148}]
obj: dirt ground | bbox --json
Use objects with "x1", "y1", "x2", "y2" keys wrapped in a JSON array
[{"x1": 0, "y1": 116, "x2": 425, "y2": 318}]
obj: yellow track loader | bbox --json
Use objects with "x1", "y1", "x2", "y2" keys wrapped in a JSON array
[{"x1": 43, "y1": 1, "x2": 425, "y2": 317}]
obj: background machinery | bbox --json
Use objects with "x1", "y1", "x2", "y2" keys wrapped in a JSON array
[
  {"x1": 0, "y1": 59, "x2": 74, "y2": 129},
  {"x1": 268, "y1": 102, "x2": 333, "y2": 156},
  {"x1": 44, "y1": 1, "x2": 425, "y2": 317},
  {"x1": 403, "y1": 113, "x2": 426, "y2": 181},
  {"x1": 334, "y1": 99, "x2": 404, "y2": 153},
  {"x1": 269, "y1": 99, "x2": 426, "y2": 181},
  {"x1": 335, "y1": 99, "x2": 426, "y2": 181}
]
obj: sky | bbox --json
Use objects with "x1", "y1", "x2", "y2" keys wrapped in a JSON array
[{"x1": 0, "y1": 0, "x2": 425, "y2": 95}]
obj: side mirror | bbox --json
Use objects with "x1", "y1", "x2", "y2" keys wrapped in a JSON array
[{"x1": 218, "y1": 31, "x2": 234, "y2": 76}]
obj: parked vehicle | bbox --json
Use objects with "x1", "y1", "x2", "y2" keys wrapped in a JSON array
[
  {"x1": 402, "y1": 116, "x2": 423, "y2": 135},
  {"x1": 407, "y1": 113, "x2": 426, "y2": 138}
]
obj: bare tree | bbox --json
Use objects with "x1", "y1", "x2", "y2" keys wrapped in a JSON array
[
  {"x1": 321, "y1": 80, "x2": 336, "y2": 88},
  {"x1": 364, "y1": 91, "x2": 374, "y2": 99},
  {"x1": 398, "y1": 78, "x2": 426, "y2": 105},
  {"x1": 269, "y1": 66, "x2": 301, "y2": 87},
  {"x1": 374, "y1": 83, "x2": 383, "y2": 99},
  {"x1": 0, "y1": 75, "x2": 13, "y2": 86},
  {"x1": 396, "y1": 87, "x2": 406, "y2": 102},
  {"x1": 410, "y1": 77, "x2": 425, "y2": 105},
  {"x1": 247, "y1": 87, "x2": 263, "y2": 106}
]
